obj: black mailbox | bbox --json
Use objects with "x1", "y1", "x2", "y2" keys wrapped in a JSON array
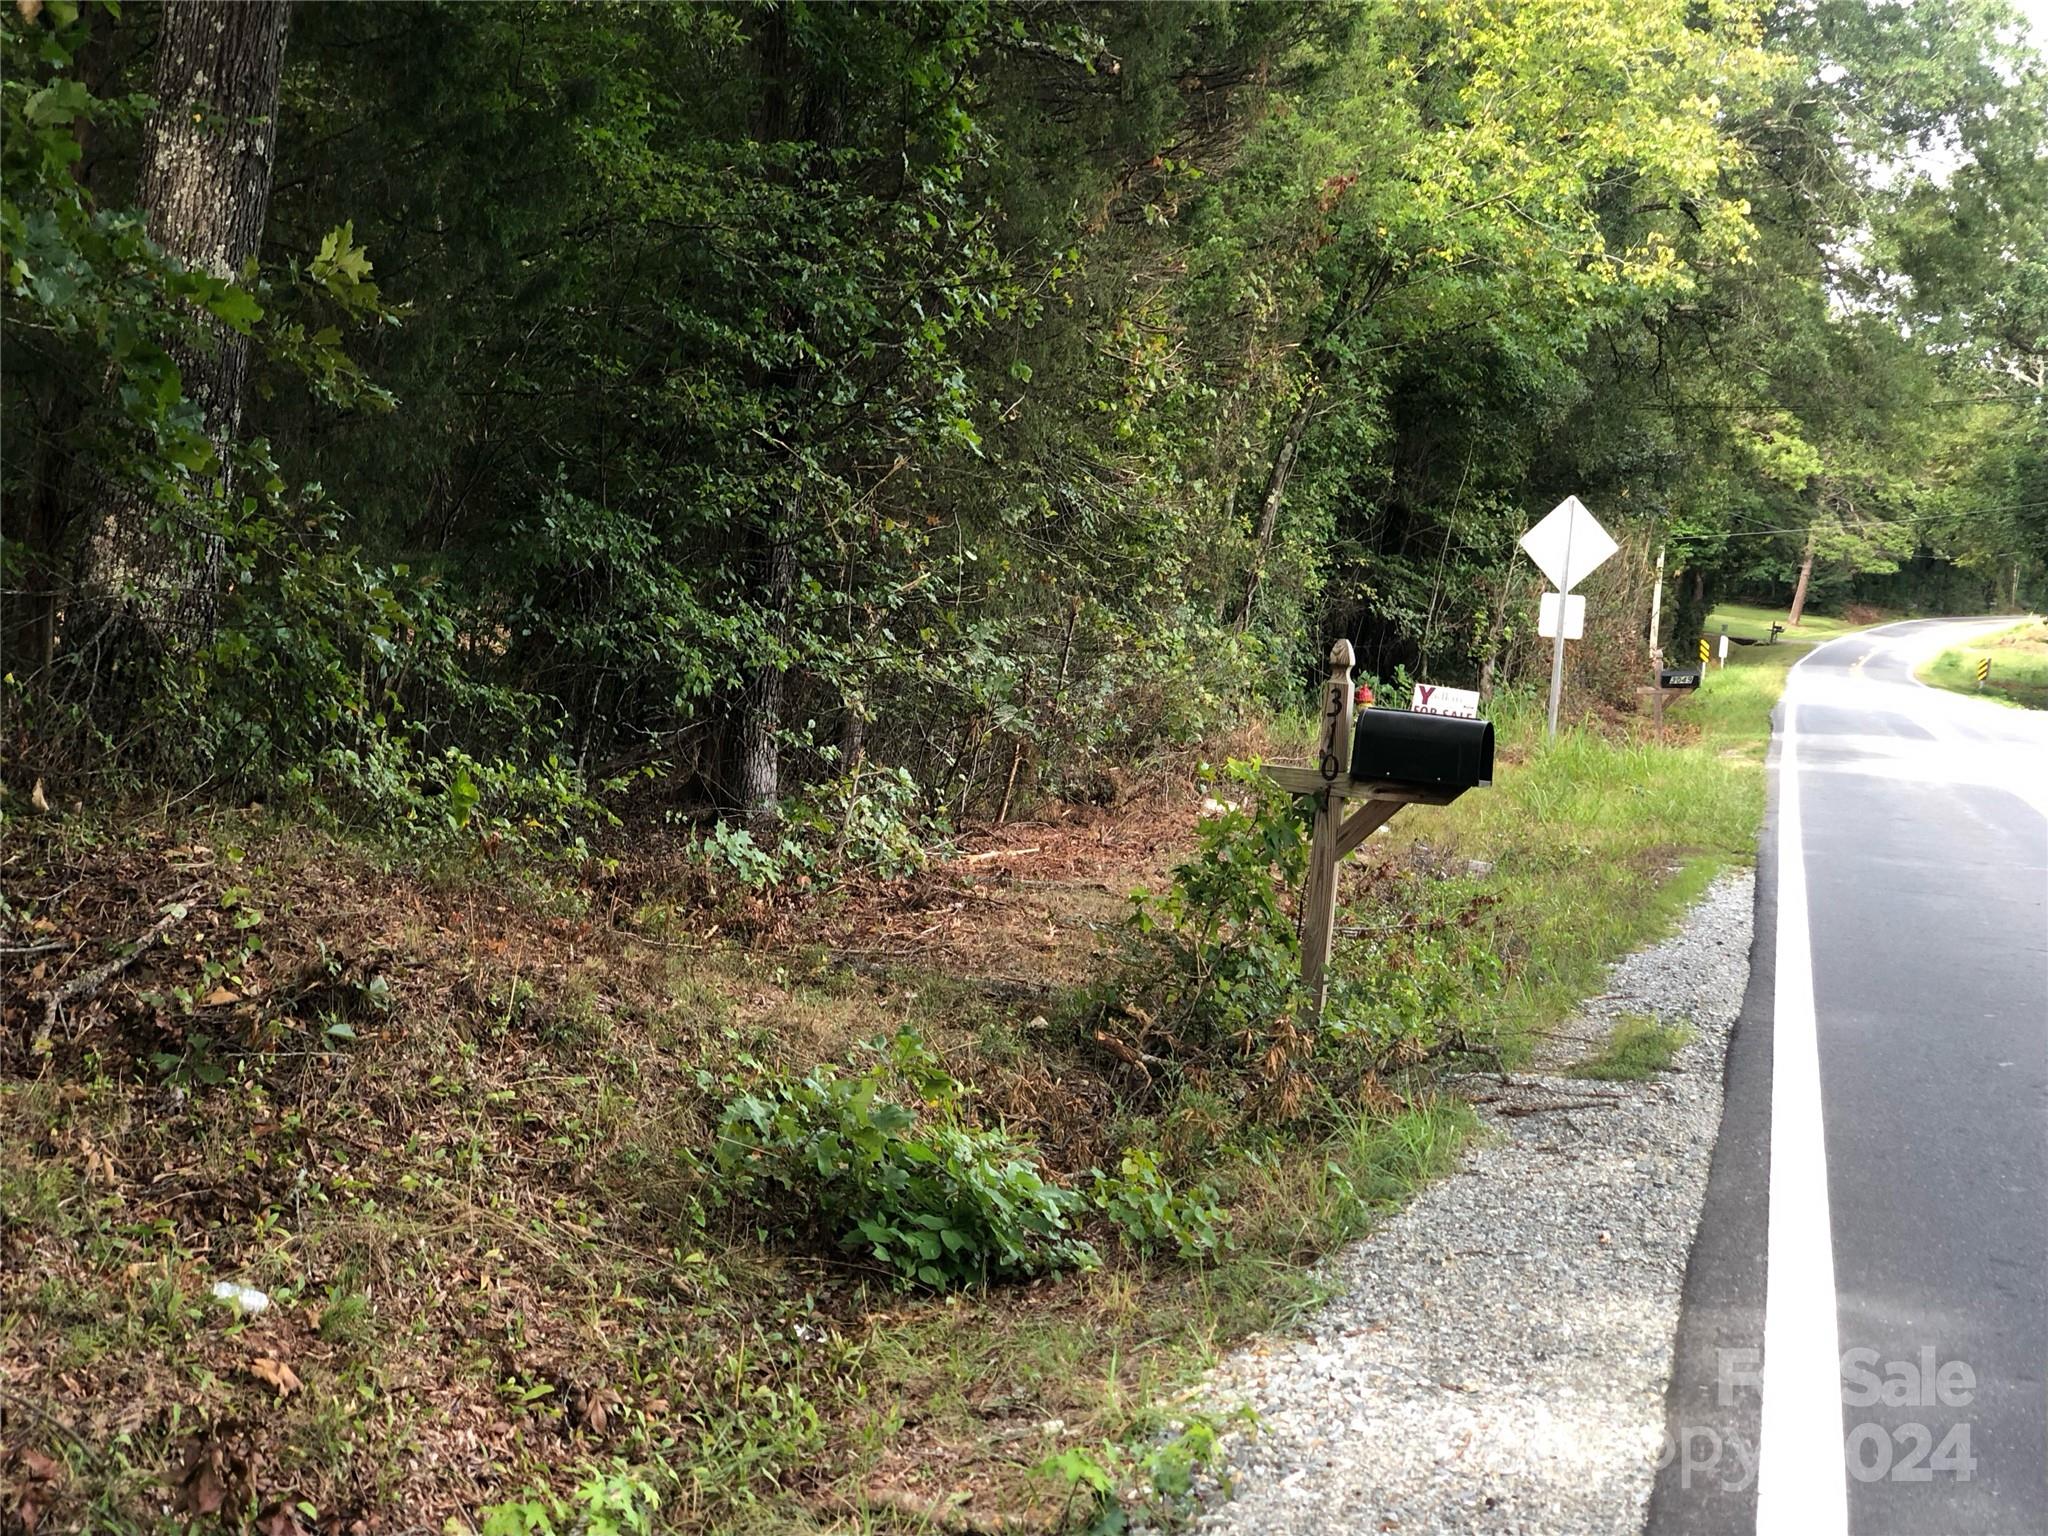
[
  {"x1": 1659, "y1": 668, "x2": 1702, "y2": 690},
  {"x1": 1351, "y1": 708, "x2": 1494, "y2": 790}
]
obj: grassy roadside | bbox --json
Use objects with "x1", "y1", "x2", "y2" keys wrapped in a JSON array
[
  {"x1": 1, "y1": 642, "x2": 1809, "y2": 1534},
  {"x1": 1376, "y1": 689, "x2": 1758, "y2": 1066},
  {"x1": 1370, "y1": 609, "x2": 1853, "y2": 1066},
  {"x1": 0, "y1": 811, "x2": 1482, "y2": 1536},
  {"x1": 1916, "y1": 618, "x2": 2048, "y2": 709},
  {"x1": 1568, "y1": 1016, "x2": 1694, "y2": 1081}
]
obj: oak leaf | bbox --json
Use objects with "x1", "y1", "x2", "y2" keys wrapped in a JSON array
[{"x1": 249, "y1": 1356, "x2": 303, "y2": 1396}]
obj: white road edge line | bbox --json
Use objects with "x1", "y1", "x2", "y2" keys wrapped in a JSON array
[{"x1": 1755, "y1": 651, "x2": 1849, "y2": 1534}]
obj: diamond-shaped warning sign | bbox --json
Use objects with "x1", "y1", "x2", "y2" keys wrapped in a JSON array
[{"x1": 1519, "y1": 496, "x2": 1616, "y2": 593}]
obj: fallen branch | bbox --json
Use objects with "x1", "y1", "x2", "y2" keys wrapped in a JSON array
[
  {"x1": 617, "y1": 930, "x2": 712, "y2": 952},
  {"x1": 960, "y1": 845, "x2": 1042, "y2": 863},
  {"x1": 1466, "y1": 1082, "x2": 1621, "y2": 1100},
  {"x1": 38, "y1": 883, "x2": 201, "y2": 1035},
  {"x1": 1489, "y1": 1098, "x2": 1621, "y2": 1118}
]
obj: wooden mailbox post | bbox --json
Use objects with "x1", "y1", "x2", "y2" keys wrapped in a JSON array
[
  {"x1": 1265, "y1": 641, "x2": 1492, "y2": 1023},
  {"x1": 1636, "y1": 664, "x2": 1702, "y2": 739}
]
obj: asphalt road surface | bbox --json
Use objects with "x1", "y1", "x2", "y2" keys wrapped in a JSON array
[{"x1": 1650, "y1": 619, "x2": 2048, "y2": 1536}]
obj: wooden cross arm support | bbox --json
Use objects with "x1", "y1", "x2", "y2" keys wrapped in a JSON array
[
  {"x1": 1259, "y1": 761, "x2": 1467, "y2": 856},
  {"x1": 1335, "y1": 786, "x2": 1467, "y2": 856},
  {"x1": 1263, "y1": 764, "x2": 1463, "y2": 804},
  {"x1": 1336, "y1": 799, "x2": 1401, "y2": 857}
]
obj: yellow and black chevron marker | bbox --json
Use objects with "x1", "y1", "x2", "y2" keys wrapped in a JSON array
[
  {"x1": 1976, "y1": 656, "x2": 1990, "y2": 689},
  {"x1": 1698, "y1": 637, "x2": 1710, "y2": 667}
]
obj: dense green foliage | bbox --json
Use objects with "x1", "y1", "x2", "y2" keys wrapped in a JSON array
[
  {"x1": 714, "y1": 1030, "x2": 1098, "y2": 1286},
  {"x1": 5, "y1": 0, "x2": 2045, "y2": 831}
]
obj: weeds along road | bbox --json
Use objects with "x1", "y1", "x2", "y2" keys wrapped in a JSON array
[{"x1": 1651, "y1": 619, "x2": 2048, "y2": 1536}]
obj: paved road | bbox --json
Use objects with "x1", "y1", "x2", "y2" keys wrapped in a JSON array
[{"x1": 1650, "y1": 619, "x2": 2048, "y2": 1536}]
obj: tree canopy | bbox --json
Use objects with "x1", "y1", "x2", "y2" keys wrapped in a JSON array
[{"x1": 5, "y1": 0, "x2": 2044, "y2": 843}]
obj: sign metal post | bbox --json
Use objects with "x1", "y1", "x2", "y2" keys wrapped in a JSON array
[
  {"x1": 1518, "y1": 496, "x2": 1617, "y2": 741},
  {"x1": 1545, "y1": 513, "x2": 1575, "y2": 740}
]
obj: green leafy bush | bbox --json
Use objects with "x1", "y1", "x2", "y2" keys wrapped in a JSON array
[
  {"x1": 1034, "y1": 1406, "x2": 1256, "y2": 1534},
  {"x1": 1119, "y1": 760, "x2": 1501, "y2": 1126},
  {"x1": 693, "y1": 821, "x2": 786, "y2": 891},
  {"x1": 1089, "y1": 1148, "x2": 1231, "y2": 1260},
  {"x1": 714, "y1": 1031, "x2": 1097, "y2": 1287},
  {"x1": 1325, "y1": 875, "x2": 1503, "y2": 1061},
  {"x1": 786, "y1": 763, "x2": 941, "y2": 879},
  {"x1": 1126, "y1": 760, "x2": 1311, "y2": 1050},
  {"x1": 689, "y1": 765, "x2": 944, "y2": 893}
]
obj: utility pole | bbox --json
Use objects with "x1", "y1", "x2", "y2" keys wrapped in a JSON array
[{"x1": 1648, "y1": 543, "x2": 1666, "y2": 676}]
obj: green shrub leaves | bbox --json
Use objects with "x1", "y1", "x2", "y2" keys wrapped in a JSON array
[{"x1": 714, "y1": 1032, "x2": 1097, "y2": 1288}]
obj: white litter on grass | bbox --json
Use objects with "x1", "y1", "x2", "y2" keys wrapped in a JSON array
[{"x1": 211, "y1": 1280, "x2": 271, "y2": 1315}]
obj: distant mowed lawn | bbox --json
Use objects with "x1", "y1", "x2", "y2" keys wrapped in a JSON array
[
  {"x1": 1706, "y1": 601, "x2": 1871, "y2": 645},
  {"x1": 1919, "y1": 618, "x2": 2048, "y2": 709}
]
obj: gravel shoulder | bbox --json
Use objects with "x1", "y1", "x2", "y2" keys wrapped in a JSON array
[{"x1": 1179, "y1": 871, "x2": 1755, "y2": 1536}]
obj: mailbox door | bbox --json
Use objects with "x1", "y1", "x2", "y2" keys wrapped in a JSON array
[{"x1": 1351, "y1": 709, "x2": 1494, "y2": 789}]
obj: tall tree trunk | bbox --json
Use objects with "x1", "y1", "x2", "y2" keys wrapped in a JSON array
[
  {"x1": 739, "y1": 531, "x2": 796, "y2": 837},
  {"x1": 86, "y1": 0, "x2": 291, "y2": 636},
  {"x1": 1233, "y1": 394, "x2": 1314, "y2": 631},
  {"x1": 1475, "y1": 547, "x2": 1522, "y2": 704},
  {"x1": 729, "y1": 6, "x2": 805, "y2": 837},
  {"x1": 1786, "y1": 532, "x2": 1816, "y2": 627}
]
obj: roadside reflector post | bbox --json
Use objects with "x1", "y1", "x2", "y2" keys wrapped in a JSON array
[
  {"x1": 1699, "y1": 636, "x2": 1710, "y2": 668},
  {"x1": 1647, "y1": 542, "x2": 1668, "y2": 736},
  {"x1": 1718, "y1": 625, "x2": 1730, "y2": 670},
  {"x1": 1648, "y1": 543, "x2": 1666, "y2": 667},
  {"x1": 1977, "y1": 657, "x2": 1989, "y2": 690},
  {"x1": 1267, "y1": 651, "x2": 1495, "y2": 1026}
]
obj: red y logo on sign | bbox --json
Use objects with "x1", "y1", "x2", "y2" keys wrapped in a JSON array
[{"x1": 1415, "y1": 686, "x2": 1435, "y2": 709}]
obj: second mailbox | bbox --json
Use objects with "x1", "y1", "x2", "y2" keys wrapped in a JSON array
[{"x1": 1350, "y1": 708, "x2": 1495, "y2": 790}]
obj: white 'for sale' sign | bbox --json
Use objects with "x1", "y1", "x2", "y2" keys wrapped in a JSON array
[{"x1": 1410, "y1": 683, "x2": 1481, "y2": 719}]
